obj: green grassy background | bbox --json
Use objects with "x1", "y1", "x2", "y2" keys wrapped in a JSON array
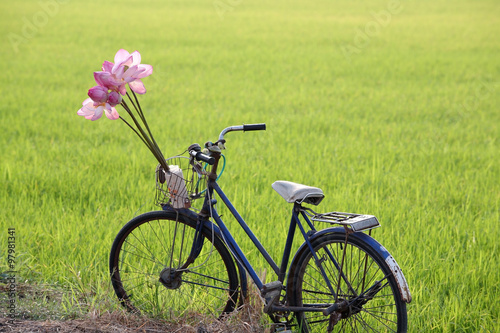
[{"x1": 0, "y1": 0, "x2": 498, "y2": 331}]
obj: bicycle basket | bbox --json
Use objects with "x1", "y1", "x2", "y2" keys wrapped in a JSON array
[{"x1": 155, "y1": 156, "x2": 208, "y2": 208}]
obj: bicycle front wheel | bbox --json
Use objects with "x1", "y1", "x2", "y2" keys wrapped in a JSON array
[
  {"x1": 109, "y1": 210, "x2": 239, "y2": 321},
  {"x1": 288, "y1": 232, "x2": 407, "y2": 332}
]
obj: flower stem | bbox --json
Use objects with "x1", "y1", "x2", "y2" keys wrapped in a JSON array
[
  {"x1": 120, "y1": 100, "x2": 169, "y2": 171},
  {"x1": 126, "y1": 92, "x2": 163, "y2": 160},
  {"x1": 118, "y1": 116, "x2": 148, "y2": 146}
]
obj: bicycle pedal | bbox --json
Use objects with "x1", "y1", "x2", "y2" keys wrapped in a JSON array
[
  {"x1": 273, "y1": 328, "x2": 293, "y2": 333},
  {"x1": 260, "y1": 281, "x2": 282, "y2": 297},
  {"x1": 261, "y1": 281, "x2": 283, "y2": 314}
]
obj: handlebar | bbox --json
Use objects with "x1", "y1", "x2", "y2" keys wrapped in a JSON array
[
  {"x1": 243, "y1": 123, "x2": 266, "y2": 132},
  {"x1": 188, "y1": 123, "x2": 266, "y2": 166},
  {"x1": 218, "y1": 123, "x2": 266, "y2": 141}
]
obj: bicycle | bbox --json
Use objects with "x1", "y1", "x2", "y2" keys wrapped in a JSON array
[{"x1": 109, "y1": 123, "x2": 412, "y2": 332}]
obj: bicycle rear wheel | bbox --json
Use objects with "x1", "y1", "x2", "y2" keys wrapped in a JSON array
[
  {"x1": 109, "y1": 210, "x2": 239, "y2": 321},
  {"x1": 288, "y1": 232, "x2": 407, "y2": 332}
]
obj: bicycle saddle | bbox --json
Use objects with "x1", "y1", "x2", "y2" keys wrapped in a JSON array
[{"x1": 272, "y1": 181, "x2": 324, "y2": 205}]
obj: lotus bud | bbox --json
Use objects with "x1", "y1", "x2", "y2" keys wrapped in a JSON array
[
  {"x1": 88, "y1": 86, "x2": 108, "y2": 103},
  {"x1": 108, "y1": 91, "x2": 122, "y2": 106}
]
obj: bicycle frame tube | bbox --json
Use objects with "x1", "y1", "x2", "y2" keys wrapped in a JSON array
[
  {"x1": 199, "y1": 177, "x2": 341, "y2": 299},
  {"x1": 202, "y1": 179, "x2": 311, "y2": 291},
  {"x1": 277, "y1": 211, "x2": 298, "y2": 282},
  {"x1": 209, "y1": 180, "x2": 278, "y2": 289}
]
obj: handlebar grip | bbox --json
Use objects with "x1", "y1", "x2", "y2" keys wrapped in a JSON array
[
  {"x1": 194, "y1": 151, "x2": 215, "y2": 165},
  {"x1": 243, "y1": 123, "x2": 266, "y2": 132},
  {"x1": 188, "y1": 143, "x2": 215, "y2": 165}
]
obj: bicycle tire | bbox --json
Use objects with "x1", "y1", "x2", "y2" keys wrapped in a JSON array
[
  {"x1": 288, "y1": 231, "x2": 407, "y2": 332},
  {"x1": 109, "y1": 210, "x2": 240, "y2": 321}
]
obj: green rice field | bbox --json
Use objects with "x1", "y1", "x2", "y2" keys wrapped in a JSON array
[{"x1": 0, "y1": 0, "x2": 498, "y2": 331}]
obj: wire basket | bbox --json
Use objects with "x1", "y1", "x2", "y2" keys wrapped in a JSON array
[{"x1": 155, "y1": 156, "x2": 208, "y2": 208}]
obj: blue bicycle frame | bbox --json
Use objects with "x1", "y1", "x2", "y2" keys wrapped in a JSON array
[
  {"x1": 173, "y1": 124, "x2": 411, "y2": 319},
  {"x1": 199, "y1": 177, "x2": 337, "y2": 299}
]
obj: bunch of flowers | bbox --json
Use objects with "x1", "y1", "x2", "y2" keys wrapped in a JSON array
[{"x1": 77, "y1": 49, "x2": 168, "y2": 171}]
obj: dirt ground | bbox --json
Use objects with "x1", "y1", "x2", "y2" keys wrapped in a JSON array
[
  {"x1": 0, "y1": 283, "x2": 266, "y2": 332},
  {"x1": 0, "y1": 312, "x2": 266, "y2": 333},
  {"x1": 0, "y1": 316, "x2": 189, "y2": 333}
]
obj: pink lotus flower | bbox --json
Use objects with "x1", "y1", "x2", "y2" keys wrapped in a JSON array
[
  {"x1": 77, "y1": 49, "x2": 168, "y2": 172},
  {"x1": 94, "y1": 49, "x2": 153, "y2": 95},
  {"x1": 94, "y1": 71, "x2": 122, "y2": 92},
  {"x1": 87, "y1": 86, "x2": 108, "y2": 103},
  {"x1": 112, "y1": 49, "x2": 153, "y2": 82},
  {"x1": 77, "y1": 98, "x2": 119, "y2": 121},
  {"x1": 107, "y1": 91, "x2": 122, "y2": 106}
]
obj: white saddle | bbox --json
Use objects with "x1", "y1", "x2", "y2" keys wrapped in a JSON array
[{"x1": 272, "y1": 181, "x2": 324, "y2": 206}]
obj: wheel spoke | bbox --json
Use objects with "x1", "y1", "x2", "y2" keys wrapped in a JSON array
[
  {"x1": 110, "y1": 211, "x2": 239, "y2": 322},
  {"x1": 289, "y1": 233, "x2": 406, "y2": 332}
]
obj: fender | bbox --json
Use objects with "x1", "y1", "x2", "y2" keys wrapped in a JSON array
[{"x1": 289, "y1": 227, "x2": 412, "y2": 303}]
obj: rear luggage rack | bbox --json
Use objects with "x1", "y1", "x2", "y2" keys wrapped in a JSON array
[{"x1": 306, "y1": 210, "x2": 381, "y2": 232}]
